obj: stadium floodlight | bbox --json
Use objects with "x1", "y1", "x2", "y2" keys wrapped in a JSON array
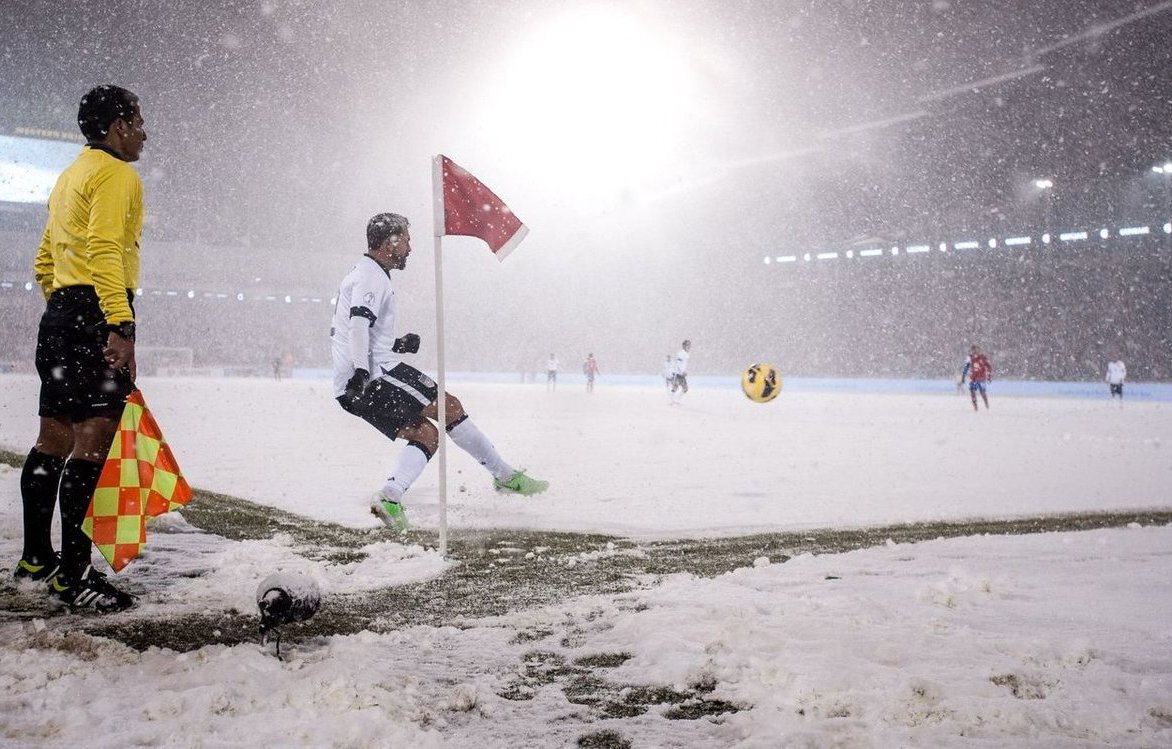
[
  {"x1": 1165, "y1": 223, "x2": 1172, "y2": 234},
  {"x1": 1005, "y1": 236, "x2": 1031, "y2": 246},
  {"x1": 938, "y1": 242, "x2": 947, "y2": 252},
  {"x1": 988, "y1": 238, "x2": 998, "y2": 248},
  {"x1": 763, "y1": 256, "x2": 771, "y2": 264},
  {"x1": 1042, "y1": 233, "x2": 1051, "y2": 244},
  {"x1": 846, "y1": 250, "x2": 854, "y2": 258},
  {"x1": 953, "y1": 241, "x2": 980, "y2": 250},
  {"x1": 816, "y1": 252, "x2": 839, "y2": 260},
  {"x1": 1033, "y1": 178, "x2": 1054, "y2": 189},
  {"x1": 25, "y1": 282, "x2": 34, "y2": 291},
  {"x1": 859, "y1": 248, "x2": 883, "y2": 257},
  {"x1": 906, "y1": 245, "x2": 929, "y2": 253},
  {"x1": 186, "y1": 290, "x2": 195, "y2": 299},
  {"x1": 284, "y1": 295, "x2": 293, "y2": 303},
  {"x1": 236, "y1": 293, "x2": 245, "y2": 301},
  {"x1": 135, "y1": 288, "x2": 143, "y2": 296},
  {"x1": 1118, "y1": 226, "x2": 1150, "y2": 236},
  {"x1": 1059, "y1": 231, "x2": 1087, "y2": 241},
  {"x1": 1154, "y1": 163, "x2": 1172, "y2": 174},
  {"x1": 803, "y1": 253, "x2": 811, "y2": 261},
  {"x1": 1099, "y1": 228, "x2": 1110, "y2": 239}
]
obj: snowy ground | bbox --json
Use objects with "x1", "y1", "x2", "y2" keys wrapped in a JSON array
[{"x1": 1, "y1": 375, "x2": 1171, "y2": 747}]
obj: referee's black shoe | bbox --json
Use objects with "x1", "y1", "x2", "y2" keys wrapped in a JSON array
[
  {"x1": 48, "y1": 565, "x2": 136, "y2": 613},
  {"x1": 13, "y1": 552, "x2": 61, "y2": 583}
]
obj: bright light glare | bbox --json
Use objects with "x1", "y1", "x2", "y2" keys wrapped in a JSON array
[{"x1": 484, "y1": 7, "x2": 699, "y2": 198}]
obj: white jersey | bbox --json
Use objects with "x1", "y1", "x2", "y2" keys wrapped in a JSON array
[
  {"x1": 673, "y1": 348, "x2": 689, "y2": 376},
  {"x1": 1106, "y1": 360, "x2": 1126, "y2": 385},
  {"x1": 330, "y1": 255, "x2": 402, "y2": 397},
  {"x1": 546, "y1": 356, "x2": 559, "y2": 373}
]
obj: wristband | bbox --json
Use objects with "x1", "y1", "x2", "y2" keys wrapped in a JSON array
[{"x1": 107, "y1": 321, "x2": 136, "y2": 341}]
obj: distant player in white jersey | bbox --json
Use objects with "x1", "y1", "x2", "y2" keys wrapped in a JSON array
[
  {"x1": 545, "y1": 353, "x2": 559, "y2": 391},
  {"x1": 331, "y1": 212, "x2": 548, "y2": 531},
  {"x1": 669, "y1": 339, "x2": 691, "y2": 405},
  {"x1": 1105, "y1": 357, "x2": 1126, "y2": 406}
]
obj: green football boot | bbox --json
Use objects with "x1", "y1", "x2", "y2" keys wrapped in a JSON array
[
  {"x1": 494, "y1": 470, "x2": 549, "y2": 496},
  {"x1": 370, "y1": 495, "x2": 409, "y2": 532}
]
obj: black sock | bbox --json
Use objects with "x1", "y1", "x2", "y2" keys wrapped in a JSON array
[
  {"x1": 20, "y1": 449, "x2": 66, "y2": 562},
  {"x1": 58, "y1": 458, "x2": 104, "y2": 581}
]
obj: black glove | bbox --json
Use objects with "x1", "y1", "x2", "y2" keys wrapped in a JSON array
[
  {"x1": 392, "y1": 333, "x2": 420, "y2": 354},
  {"x1": 344, "y1": 368, "x2": 369, "y2": 403}
]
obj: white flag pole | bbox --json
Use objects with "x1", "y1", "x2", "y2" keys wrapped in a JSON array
[{"x1": 431, "y1": 155, "x2": 449, "y2": 558}]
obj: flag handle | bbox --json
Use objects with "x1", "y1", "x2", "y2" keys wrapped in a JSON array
[{"x1": 432, "y1": 155, "x2": 449, "y2": 558}]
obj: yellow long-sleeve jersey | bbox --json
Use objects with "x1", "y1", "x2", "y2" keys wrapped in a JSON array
[{"x1": 33, "y1": 145, "x2": 144, "y2": 324}]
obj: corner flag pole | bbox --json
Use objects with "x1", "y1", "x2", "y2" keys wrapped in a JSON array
[
  {"x1": 431, "y1": 155, "x2": 449, "y2": 557},
  {"x1": 430, "y1": 153, "x2": 528, "y2": 557}
]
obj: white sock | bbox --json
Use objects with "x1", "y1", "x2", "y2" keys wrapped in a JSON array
[
  {"x1": 379, "y1": 444, "x2": 430, "y2": 503},
  {"x1": 447, "y1": 418, "x2": 514, "y2": 481}
]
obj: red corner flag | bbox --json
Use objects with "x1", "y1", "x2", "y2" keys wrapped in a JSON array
[
  {"x1": 433, "y1": 155, "x2": 529, "y2": 260},
  {"x1": 82, "y1": 390, "x2": 193, "y2": 571}
]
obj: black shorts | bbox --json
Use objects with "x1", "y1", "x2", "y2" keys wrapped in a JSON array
[
  {"x1": 671, "y1": 373, "x2": 688, "y2": 392},
  {"x1": 1110, "y1": 383, "x2": 1123, "y2": 396},
  {"x1": 36, "y1": 286, "x2": 134, "y2": 421},
  {"x1": 338, "y1": 362, "x2": 438, "y2": 439}
]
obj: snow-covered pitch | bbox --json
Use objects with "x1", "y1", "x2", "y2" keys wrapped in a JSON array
[{"x1": 1, "y1": 375, "x2": 1170, "y2": 747}]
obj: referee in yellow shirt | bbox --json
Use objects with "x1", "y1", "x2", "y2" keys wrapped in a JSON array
[{"x1": 13, "y1": 85, "x2": 147, "y2": 612}]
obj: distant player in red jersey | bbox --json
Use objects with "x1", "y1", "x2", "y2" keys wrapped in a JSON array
[
  {"x1": 583, "y1": 353, "x2": 600, "y2": 393},
  {"x1": 960, "y1": 345, "x2": 992, "y2": 411}
]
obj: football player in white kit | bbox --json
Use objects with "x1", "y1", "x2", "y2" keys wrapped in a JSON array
[
  {"x1": 331, "y1": 213, "x2": 548, "y2": 530},
  {"x1": 670, "y1": 339, "x2": 691, "y2": 405}
]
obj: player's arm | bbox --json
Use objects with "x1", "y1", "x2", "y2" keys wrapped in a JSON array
[
  {"x1": 33, "y1": 225, "x2": 54, "y2": 300},
  {"x1": 345, "y1": 291, "x2": 377, "y2": 398}
]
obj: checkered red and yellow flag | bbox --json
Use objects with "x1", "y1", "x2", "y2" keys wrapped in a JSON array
[{"x1": 82, "y1": 389, "x2": 193, "y2": 571}]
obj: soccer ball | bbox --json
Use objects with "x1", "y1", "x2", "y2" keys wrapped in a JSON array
[{"x1": 741, "y1": 363, "x2": 781, "y2": 403}]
